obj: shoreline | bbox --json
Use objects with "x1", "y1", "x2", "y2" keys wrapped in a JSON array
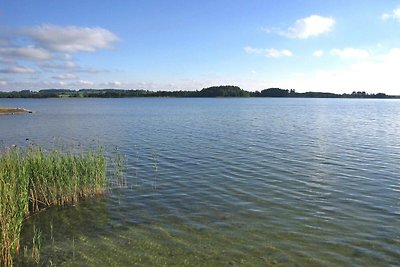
[
  {"x1": 1, "y1": 86, "x2": 398, "y2": 99},
  {"x1": 0, "y1": 107, "x2": 32, "y2": 115}
]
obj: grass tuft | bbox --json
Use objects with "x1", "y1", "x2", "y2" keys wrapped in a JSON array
[{"x1": 0, "y1": 145, "x2": 108, "y2": 266}]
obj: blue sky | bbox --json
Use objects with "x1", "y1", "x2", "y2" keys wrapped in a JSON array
[{"x1": 1, "y1": 0, "x2": 400, "y2": 94}]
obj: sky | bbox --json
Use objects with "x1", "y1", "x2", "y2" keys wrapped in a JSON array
[{"x1": 1, "y1": 0, "x2": 400, "y2": 94}]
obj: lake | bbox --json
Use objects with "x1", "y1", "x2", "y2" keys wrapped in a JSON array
[{"x1": 1, "y1": 98, "x2": 399, "y2": 266}]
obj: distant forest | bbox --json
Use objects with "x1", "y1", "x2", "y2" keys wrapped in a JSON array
[{"x1": 0, "y1": 86, "x2": 397, "y2": 99}]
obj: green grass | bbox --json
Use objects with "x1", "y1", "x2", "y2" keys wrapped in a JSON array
[{"x1": 0, "y1": 145, "x2": 107, "y2": 266}]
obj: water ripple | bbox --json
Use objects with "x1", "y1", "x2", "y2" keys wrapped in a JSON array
[{"x1": 1, "y1": 98, "x2": 399, "y2": 266}]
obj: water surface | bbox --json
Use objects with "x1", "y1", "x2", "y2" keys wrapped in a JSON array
[{"x1": 1, "y1": 98, "x2": 399, "y2": 266}]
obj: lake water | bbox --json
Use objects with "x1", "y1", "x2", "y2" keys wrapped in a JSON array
[{"x1": 0, "y1": 98, "x2": 399, "y2": 266}]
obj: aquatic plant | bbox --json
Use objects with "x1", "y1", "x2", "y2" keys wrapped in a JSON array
[
  {"x1": 26, "y1": 146, "x2": 106, "y2": 212},
  {"x1": 0, "y1": 148, "x2": 29, "y2": 266},
  {"x1": 31, "y1": 226, "x2": 41, "y2": 265},
  {"x1": 109, "y1": 147, "x2": 127, "y2": 189},
  {"x1": 0, "y1": 145, "x2": 108, "y2": 266}
]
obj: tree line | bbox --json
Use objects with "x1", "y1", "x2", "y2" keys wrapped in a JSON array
[{"x1": 0, "y1": 86, "x2": 397, "y2": 99}]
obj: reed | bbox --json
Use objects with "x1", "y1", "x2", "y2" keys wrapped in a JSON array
[
  {"x1": 31, "y1": 226, "x2": 41, "y2": 265},
  {"x1": 0, "y1": 145, "x2": 107, "y2": 266}
]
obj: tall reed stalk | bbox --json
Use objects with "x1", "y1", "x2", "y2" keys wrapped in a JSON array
[{"x1": 0, "y1": 145, "x2": 107, "y2": 266}]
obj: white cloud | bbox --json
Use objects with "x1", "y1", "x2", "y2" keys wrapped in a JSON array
[
  {"x1": 39, "y1": 61, "x2": 109, "y2": 74},
  {"x1": 25, "y1": 24, "x2": 119, "y2": 52},
  {"x1": 277, "y1": 48, "x2": 400, "y2": 95},
  {"x1": 244, "y1": 46, "x2": 293, "y2": 58},
  {"x1": 273, "y1": 15, "x2": 335, "y2": 39},
  {"x1": 0, "y1": 47, "x2": 52, "y2": 60},
  {"x1": 77, "y1": 67, "x2": 109, "y2": 73},
  {"x1": 64, "y1": 54, "x2": 73, "y2": 61},
  {"x1": 330, "y1": 48, "x2": 370, "y2": 59},
  {"x1": 313, "y1": 50, "x2": 324, "y2": 57},
  {"x1": 106, "y1": 81, "x2": 122, "y2": 87},
  {"x1": 77, "y1": 80, "x2": 94, "y2": 86},
  {"x1": 0, "y1": 25, "x2": 118, "y2": 81},
  {"x1": 0, "y1": 66, "x2": 35, "y2": 74},
  {"x1": 40, "y1": 61, "x2": 76, "y2": 70},
  {"x1": 381, "y1": 8, "x2": 400, "y2": 21},
  {"x1": 65, "y1": 61, "x2": 77, "y2": 68},
  {"x1": 52, "y1": 73, "x2": 77, "y2": 80}
]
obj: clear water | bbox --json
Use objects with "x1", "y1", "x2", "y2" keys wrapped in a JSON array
[{"x1": 0, "y1": 98, "x2": 399, "y2": 266}]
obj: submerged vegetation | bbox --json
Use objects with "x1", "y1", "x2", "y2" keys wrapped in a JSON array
[
  {"x1": 0, "y1": 145, "x2": 107, "y2": 266},
  {"x1": 0, "y1": 86, "x2": 397, "y2": 98}
]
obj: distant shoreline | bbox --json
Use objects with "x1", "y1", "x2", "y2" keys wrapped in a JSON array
[{"x1": 0, "y1": 86, "x2": 398, "y2": 99}]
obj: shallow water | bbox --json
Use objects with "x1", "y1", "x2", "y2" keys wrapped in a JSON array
[{"x1": 1, "y1": 98, "x2": 399, "y2": 266}]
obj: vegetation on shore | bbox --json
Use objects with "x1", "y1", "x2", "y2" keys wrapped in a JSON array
[
  {"x1": 0, "y1": 145, "x2": 107, "y2": 266},
  {"x1": 0, "y1": 107, "x2": 31, "y2": 115},
  {"x1": 0, "y1": 86, "x2": 397, "y2": 99}
]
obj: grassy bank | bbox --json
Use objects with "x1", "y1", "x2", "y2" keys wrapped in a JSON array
[
  {"x1": 0, "y1": 145, "x2": 107, "y2": 266},
  {"x1": 0, "y1": 107, "x2": 31, "y2": 115}
]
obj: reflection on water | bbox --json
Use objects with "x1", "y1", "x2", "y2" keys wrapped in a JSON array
[{"x1": 0, "y1": 98, "x2": 399, "y2": 266}]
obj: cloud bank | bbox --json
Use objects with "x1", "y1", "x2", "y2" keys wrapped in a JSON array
[
  {"x1": 278, "y1": 48, "x2": 400, "y2": 95},
  {"x1": 0, "y1": 47, "x2": 53, "y2": 61},
  {"x1": 0, "y1": 24, "x2": 119, "y2": 89},
  {"x1": 0, "y1": 66, "x2": 35, "y2": 74}
]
